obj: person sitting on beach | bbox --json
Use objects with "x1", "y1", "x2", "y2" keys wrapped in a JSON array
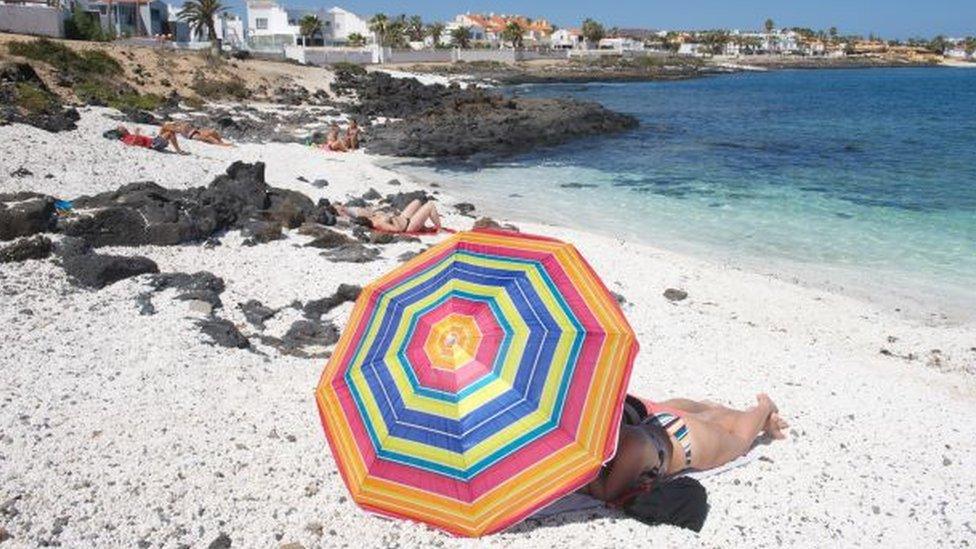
[
  {"x1": 107, "y1": 125, "x2": 183, "y2": 154},
  {"x1": 344, "y1": 119, "x2": 361, "y2": 150},
  {"x1": 161, "y1": 121, "x2": 232, "y2": 146},
  {"x1": 320, "y1": 123, "x2": 348, "y2": 152},
  {"x1": 583, "y1": 394, "x2": 789, "y2": 503},
  {"x1": 336, "y1": 199, "x2": 441, "y2": 233}
]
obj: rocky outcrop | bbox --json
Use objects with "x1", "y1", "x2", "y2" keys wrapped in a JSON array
[
  {"x1": 333, "y1": 69, "x2": 638, "y2": 159},
  {"x1": 60, "y1": 162, "x2": 331, "y2": 247},
  {"x1": 366, "y1": 95, "x2": 638, "y2": 158}
]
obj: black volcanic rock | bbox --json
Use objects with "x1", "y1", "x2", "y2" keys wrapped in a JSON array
[
  {"x1": 0, "y1": 193, "x2": 56, "y2": 241},
  {"x1": 366, "y1": 95, "x2": 638, "y2": 158},
  {"x1": 61, "y1": 252, "x2": 159, "y2": 289},
  {"x1": 0, "y1": 235, "x2": 53, "y2": 263},
  {"x1": 60, "y1": 162, "x2": 325, "y2": 247}
]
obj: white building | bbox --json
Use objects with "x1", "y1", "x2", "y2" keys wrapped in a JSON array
[
  {"x1": 551, "y1": 28, "x2": 582, "y2": 49},
  {"x1": 245, "y1": 1, "x2": 369, "y2": 48},
  {"x1": 322, "y1": 6, "x2": 369, "y2": 44},
  {"x1": 677, "y1": 42, "x2": 705, "y2": 56},
  {"x1": 598, "y1": 37, "x2": 644, "y2": 51},
  {"x1": 246, "y1": 0, "x2": 296, "y2": 48},
  {"x1": 444, "y1": 21, "x2": 486, "y2": 45}
]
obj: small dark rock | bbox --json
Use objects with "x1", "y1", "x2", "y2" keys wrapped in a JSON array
[
  {"x1": 9, "y1": 167, "x2": 32, "y2": 178},
  {"x1": 663, "y1": 288, "x2": 688, "y2": 302},
  {"x1": 384, "y1": 191, "x2": 430, "y2": 211},
  {"x1": 240, "y1": 218, "x2": 283, "y2": 243},
  {"x1": 304, "y1": 228, "x2": 354, "y2": 249},
  {"x1": 361, "y1": 188, "x2": 382, "y2": 201},
  {"x1": 207, "y1": 532, "x2": 232, "y2": 549},
  {"x1": 239, "y1": 299, "x2": 276, "y2": 329},
  {"x1": 611, "y1": 291, "x2": 627, "y2": 305},
  {"x1": 0, "y1": 235, "x2": 53, "y2": 263},
  {"x1": 303, "y1": 284, "x2": 361, "y2": 319},
  {"x1": 197, "y1": 319, "x2": 250, "y2": 349},
  {"x1": 397, "y1": 250, "x2": 419, "y2": 262},
  {"x1": 0, "y1": 194, "x2": 56, "y2": 241},
  {"x1": 454, "y1": 202, "x2": 476, "y2": 215},
  {"x1": 472, "y1": 217, "x2": 519, "y2": 232},
  {"x1": 322, "y1": 243, "x2": 380, "y2": 263},
  {"x1": 560, "y1": 182, "x2": 597, "y2": 189},
  {"x1": 386, "y1": 179, "x2": 401, "y2": 186},
  {"x1": 311, "y1": 179, "x2": 329, "y2": 188},
  {"x1": 283, "y1": 319, "x2": 339, "y2": 349},
  {"x1": 296, "y1": 176, "x2": 309, "y2": 182},
  {"x1": 62, "y1": 252, "x2": 159, "y2": 289}
]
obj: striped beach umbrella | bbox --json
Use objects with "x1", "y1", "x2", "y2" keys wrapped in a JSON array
[{"x1": 315, "y1": 229, "x2": 638, "y2": 536}]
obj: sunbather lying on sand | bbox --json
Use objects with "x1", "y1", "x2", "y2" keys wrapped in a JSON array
[
  {"x1": 336, "y1": 199, "x2": 441, "y2": 233},
  {"x1": 108, "y1": 125, "x2": 183, "y2": 154},
  {"x1": 161, "y1": 121, "x2": 231, "y2": 146},
  {"x1": 583, "y1": 394, "x2": 789, "y2": 502}
]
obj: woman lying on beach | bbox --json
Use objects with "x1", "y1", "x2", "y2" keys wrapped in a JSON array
[
  {"x1": 336, "y1": 199, "x2": 441, "y2": 233},
  {"x1": 161, "y1": 121, "x2": 231, "y2": 146},
  {"x1": 108, "y1": 125, "x2": 183, "y2": 153},
  {"x1": 583, "y1": 394, "x2": 789, "y2": 502}
]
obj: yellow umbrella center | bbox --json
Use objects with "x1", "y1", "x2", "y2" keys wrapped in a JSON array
[{"x1": 424, "y1": 314, "x2": 482, "y2": 371}]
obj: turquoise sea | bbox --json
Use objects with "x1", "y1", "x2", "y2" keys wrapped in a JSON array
[{"x1": 392, "y1": 68, "x2": 976, "y2": 319}]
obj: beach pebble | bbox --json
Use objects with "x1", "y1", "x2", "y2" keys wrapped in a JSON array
[
  {"x1": 663, "y1": 288, "x2": 689, "y2": 302},
  {"x1": 311, "y1": 179, "x2": 329, "y2": 188}
]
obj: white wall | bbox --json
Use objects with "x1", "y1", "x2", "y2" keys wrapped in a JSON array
[{"x1": 0, "y1": 4, "x2": 64, "y2": 37}]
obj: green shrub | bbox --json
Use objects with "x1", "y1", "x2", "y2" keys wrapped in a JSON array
[
  {"x1": 7, "y1": 39, "x2": 121, "y2": 76},
  {"x1": 13, "y1": 82, "x2": 59, "y2": 113},
  {"x1": 64, "y1": 6, "x2": 115, "y2": 42},
  {"x1": 192, "y1": 77, "x2": 249, "y2": 100}
]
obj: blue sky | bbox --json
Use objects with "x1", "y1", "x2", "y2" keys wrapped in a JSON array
[{"x1": 228, "y1": 0, "x2": 975, "y2": 39}]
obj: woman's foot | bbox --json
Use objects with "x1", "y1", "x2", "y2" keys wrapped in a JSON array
[{"x1": 756, "y1": 393, "x2": 789, "y2": 439}]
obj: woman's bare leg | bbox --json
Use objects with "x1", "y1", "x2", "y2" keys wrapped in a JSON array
[
  {"x1": 400, "y1": 199, "x2": 423, "y2": 219},
  {"x1": 682, "y1": 411, "x2": 766, "y2": 470},
  {"x1": 407, "y1": 202, "x2": 438, "y2": 232}
]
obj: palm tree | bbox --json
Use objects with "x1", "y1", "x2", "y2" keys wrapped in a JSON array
[
  {"x1": 501, "y1": 21, "x2": 524, "y2": 49},
  {"x1": 426, "y1": 22, "x2": 445, "y2": 46},
  {"x1": 299, "y1": 14, "x2": 321, "y2": 47},
  {"x1": 406, "y1": 15, "x2": 424, "y2": 42},
  {"x1": 828, "y1": 26, "x2": 838, "y2": 42},
  {"x1": 450, "y1": 26, "x2": 472, "y2": 49},
  {"x1": 178, "y1": 0, "x2": 226, "y2": 46},
  {"x1": 347, "y1": 32, "x2": 366, "y2": 47},
  {"x1": 581, "y1": 18, "x2": 605, "y2": 49},
  {"x1": 764, "y1": 18, "x2": 775, "y2": 34},
  {"x1": 387, "y1": 14, "x2": 408, "y2": 48},
  {"x1": 369, "y1": 13, "x2": 389, "y2": 47}
]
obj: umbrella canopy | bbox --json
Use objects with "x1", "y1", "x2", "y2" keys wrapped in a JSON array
[{"x1": 316, "y1": 229, "x2": 638, "y2": 536}]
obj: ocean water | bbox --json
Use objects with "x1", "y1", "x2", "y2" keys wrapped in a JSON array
[{"x1": 391, "y1": 68, "x2": 976, "y2": 318}]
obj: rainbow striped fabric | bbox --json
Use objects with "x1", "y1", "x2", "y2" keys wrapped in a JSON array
[{"x1": 316, "y1": 229, "x2": 639, "y2": 536}]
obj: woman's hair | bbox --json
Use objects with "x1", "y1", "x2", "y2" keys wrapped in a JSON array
[{"x1": 352, "y1": 215, "x2": 373, "y2": 229}]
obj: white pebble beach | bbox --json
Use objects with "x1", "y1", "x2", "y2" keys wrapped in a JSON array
[{"x1": 2, "y1": 108, "x2": 975, "y2": 548}]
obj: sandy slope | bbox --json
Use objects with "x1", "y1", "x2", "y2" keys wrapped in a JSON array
[{"x1": 1, "y1": 109, "x2": 975, "y2": 548}]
